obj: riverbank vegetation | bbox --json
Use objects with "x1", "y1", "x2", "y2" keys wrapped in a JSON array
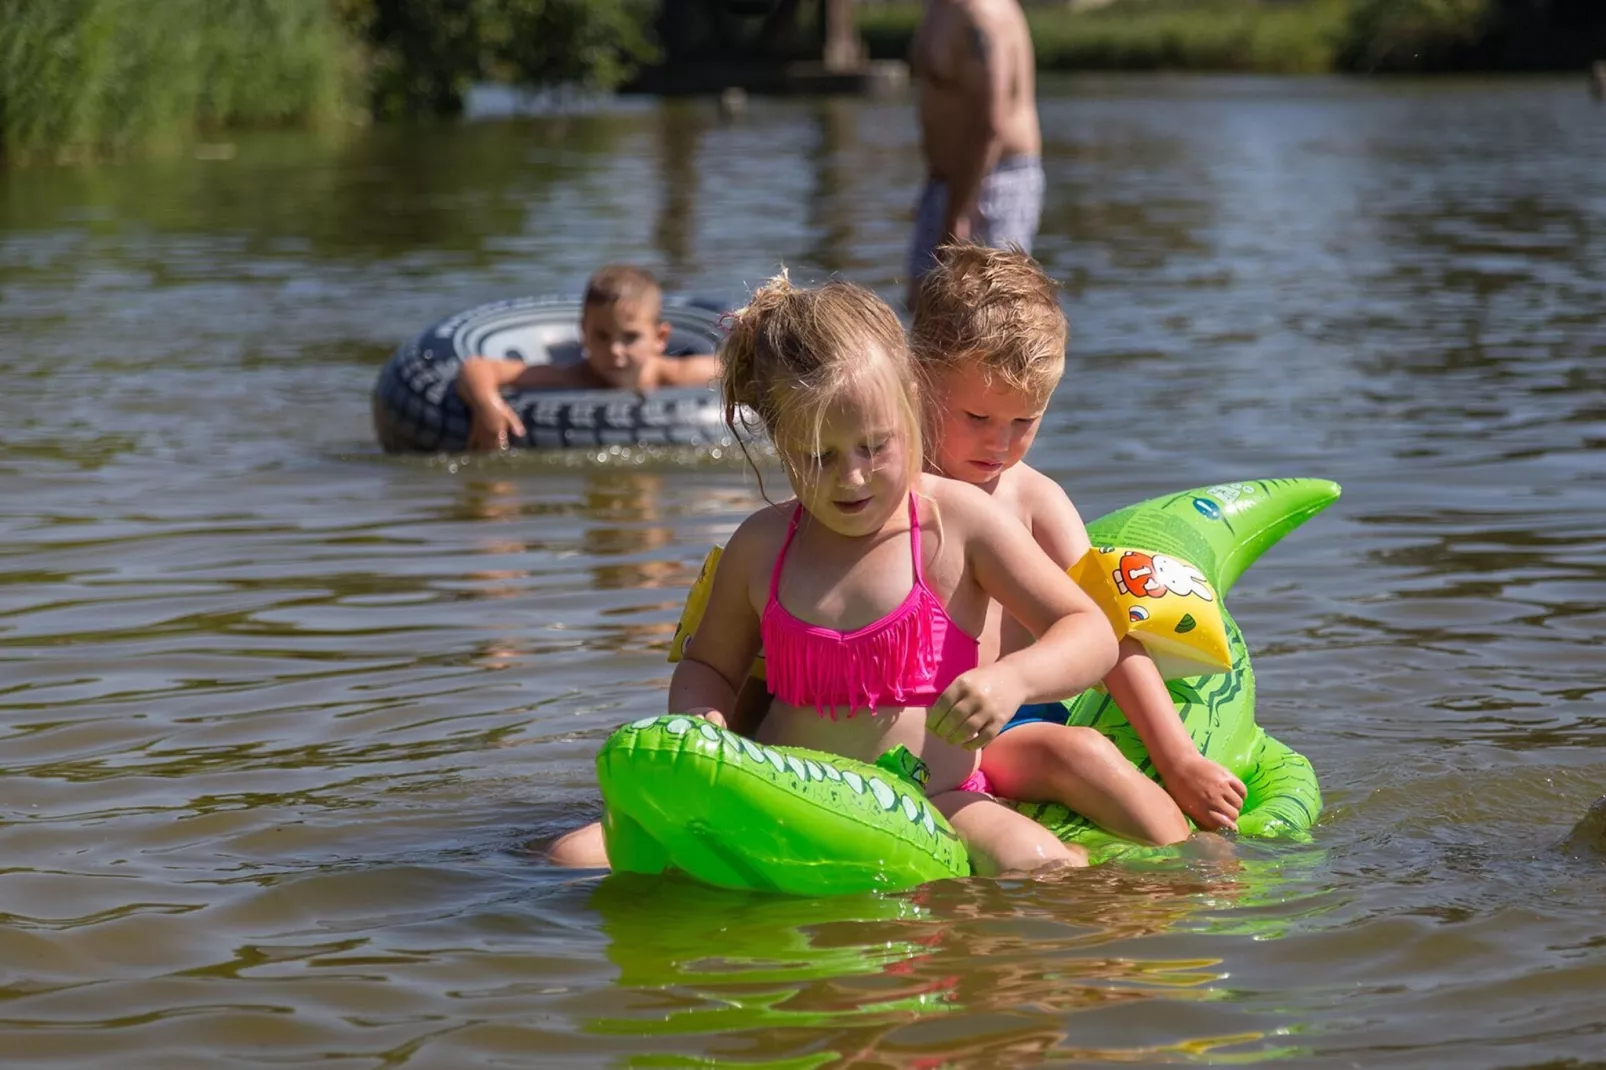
[
  {"x1": 0, "y1": 0, "x2": 655, "y2": 164},
  {"x1": 1, "y1": 0, "x2": 357, "y2": 163},
  {"x1": 4, "y1": 0, "x2": 1601, "y2": 163}
]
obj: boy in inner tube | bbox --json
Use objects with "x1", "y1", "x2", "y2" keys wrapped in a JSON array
[{"x1": 455, "y1": 264, "x2": 720, "y2": 451}]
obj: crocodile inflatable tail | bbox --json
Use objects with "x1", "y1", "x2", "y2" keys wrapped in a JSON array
[{"x1": 598, "y1": 478, "x2": 1340, "y2": 895}]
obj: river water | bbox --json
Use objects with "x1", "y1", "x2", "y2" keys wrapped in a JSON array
[{"x1": 2, "y1": 75, "x2": 1603, "y2": 1068}]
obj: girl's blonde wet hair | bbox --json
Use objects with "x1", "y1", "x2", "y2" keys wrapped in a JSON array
[{"x1": 720, "y1": 271, "x2": 923, "y2": 491}]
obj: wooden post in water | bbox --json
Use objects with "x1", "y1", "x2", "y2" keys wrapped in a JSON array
[{"x1": 823, "y1": 0, "x2": 864, "y2": 71}]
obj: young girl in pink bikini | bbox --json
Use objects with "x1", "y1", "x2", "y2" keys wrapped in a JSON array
[{"x1": 648, "y1": 273, "x2": 1119, "y2": 874}]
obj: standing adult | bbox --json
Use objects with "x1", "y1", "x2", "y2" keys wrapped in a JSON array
[{"x1": 907, "y1": 0, "x2": 1044, "y2": 307}]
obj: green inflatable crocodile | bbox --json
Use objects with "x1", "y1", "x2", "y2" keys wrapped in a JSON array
[{"x1": 596, "y1": 477, "x2": 1339, "y2": 895}]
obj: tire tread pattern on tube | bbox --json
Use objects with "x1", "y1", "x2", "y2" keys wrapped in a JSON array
[{"x1": 372, "y1": 295, "x2": 733, "y2": 453}]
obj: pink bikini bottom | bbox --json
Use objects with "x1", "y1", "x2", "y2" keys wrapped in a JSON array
[{"x1": 956, "y1": 767, "x2": 993, "y2": 796}]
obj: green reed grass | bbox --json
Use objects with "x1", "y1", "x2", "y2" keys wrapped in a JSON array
[
  {"x1": 0, "y1": 0, "x2": 359, "y2": 163},
  {"x1": 1034, "y1": 0, "x2": 1353, "y2": 74}
]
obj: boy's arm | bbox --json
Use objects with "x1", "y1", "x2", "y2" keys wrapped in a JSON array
[
  {"x1": 1019, "y1": 470, "x2": 1092, "y2": 571},
  {"x1": 1028, "y1": 474, "x2": 1246, "y2": 831},
  {"x1": 507, "y1": 362, "x2": 593, "y2": 390},
  {"x1": 972, "y1": 488, "x2": 1116, "y2": 703},
  {"x1": 458, "y1": 356, "x2": 588, "y2": 396},
  {"x1": 455, "y1": 358, "x2": 591, "y2": 450},
  {"x1": 668, "y1": 517, "x2": 767, "y2": 725},
  {"x1": 651, "y1": 353, "x2": 720, "y2": 389},
  {"x1": 1104, "y1": 640, "x2": 1244, "y2": 830}
]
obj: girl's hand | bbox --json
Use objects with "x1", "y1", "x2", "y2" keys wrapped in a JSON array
[
  {"x1": 681, "y1": 707, "x2": 728, "y2": 729},
  {"x1": 927, "y1": 665, "x2": 1024, "y2": 751},
  {"x1": 1160, "y1": 753, "x2": 1246, "y2": 832}
]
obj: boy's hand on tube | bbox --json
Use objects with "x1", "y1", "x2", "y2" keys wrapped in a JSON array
[{"x1": 467, "y1": 398, "x2": 525, "y2": 451}]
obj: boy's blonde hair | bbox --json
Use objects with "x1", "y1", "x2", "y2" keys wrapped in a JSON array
[
  {"x1": 720, "y1": 271, "x2": 923, "y2": 489},
  {"x1": 584, "y1": 264, "x2": 662, "y2": 318},
  {"x1": 909, "y1": 242, "x2": 1067, "y2": 399}
]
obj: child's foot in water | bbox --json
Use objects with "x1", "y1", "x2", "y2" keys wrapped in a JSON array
[{"x1": 1180, "y1": 830, "x2": 1240, "y2": 866}]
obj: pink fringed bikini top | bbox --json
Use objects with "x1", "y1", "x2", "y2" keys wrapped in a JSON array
[{"x1": 760, "y1": 496, "x2": 979, "y2": 718}]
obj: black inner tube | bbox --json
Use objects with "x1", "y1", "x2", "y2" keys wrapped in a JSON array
[{"x1": 371, "y1": 296, "x2": 735, "y2": 453}]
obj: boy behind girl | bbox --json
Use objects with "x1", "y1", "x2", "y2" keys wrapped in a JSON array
[{"x1": 912, "y1": 242, "x2": 1245, "y2": 836}]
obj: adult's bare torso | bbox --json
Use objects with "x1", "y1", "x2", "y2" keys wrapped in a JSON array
[{"x1": 911, "y1": 0, "x2": 1042, "y2": 181}]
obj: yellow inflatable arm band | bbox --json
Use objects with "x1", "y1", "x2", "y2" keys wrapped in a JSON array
[
  {"x1": 1069, "y1": 546, "x2": 1232, "y2": 680},
  {"x1": 668, "y1": 545, "x2": 766, "y2": 681}
]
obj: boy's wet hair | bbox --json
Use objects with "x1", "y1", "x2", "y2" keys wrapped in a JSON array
[
  {"x1": 720, "y1": 270, "x2": 923, "y2": 490},
  {"x1": 909, "y1": 243, "x2": 1067, "y2": 398},
  {"x1": 583, "y1": 264, "x2": 663, "y2": 317}
]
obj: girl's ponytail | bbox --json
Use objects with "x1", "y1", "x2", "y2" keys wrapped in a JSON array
[{"x1": 719, "y1": 270, "x2": 797, "y2": 433}]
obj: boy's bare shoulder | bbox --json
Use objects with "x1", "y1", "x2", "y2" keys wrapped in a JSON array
[
  {"x1": 1010, "y1": 463, "x2": 1083, "y2": 527},
  {"x1": 1015, "y1": 462, "x2": 1069, "y2": 498},
  {"x1": 918, "y1": 472, "x2": 997, "y2": 517}
]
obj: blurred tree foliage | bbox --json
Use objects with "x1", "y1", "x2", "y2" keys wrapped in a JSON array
[
  {"x1": 1340, "y1": 0, "x2": 1606, "y2": 72},
  {"x1": 1338, "y1": 0, "x2": 1492, "y2": 72},
  {"x1": 335, "y1": 0, "x2": 660, "y2": 119},
  {"x1": 862, "y1": 1, "x2": 1606, "y2": 76},
  {"x1": 1, "y1": 0, "x2": 658, "y2": 160}
]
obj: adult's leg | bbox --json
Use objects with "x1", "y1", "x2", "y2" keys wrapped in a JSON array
[
  {"x1": 973, "y1": 157, "x2": 1045, "y2": 254},
  {"x1": 982, "y1": 723, "x2": 1190, "y2": 846},
  {"x1": 905, "y1": 179, "x2": 947, "y2": 309},
  {"x1": 931, "y1": 789, "x2": 1088, "y2": 876}
]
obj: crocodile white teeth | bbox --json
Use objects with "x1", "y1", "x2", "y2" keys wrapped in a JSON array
[
  {"x1": 741, "y1": 739, "x2": 765, "y2": 763},
  {"x1": 844, "y1": 771, "x2": 865, "y2": 794},
  {"x1": 901, "y1": 795, "x2": 920, "y2": 822},
  {"x1": 804, "y1": 759, "x2": 824, "y2": 781},
  {"x1": 665, "y1": 717, "x2": 693, "y2": 736},
  {"x1": 868, "y1": 778, "x2": 897, "y2": 811},
  {"x1": 785, "y1": 755, "x2": 808, "y2": 780},
  {"x1": 630, "y1": 717, "x2": 659, "y2": 729},
  {"x1": 698, "y1": 722, "x2": 720, "y2": 742}
]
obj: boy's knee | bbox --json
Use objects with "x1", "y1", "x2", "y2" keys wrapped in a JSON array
[
  {"x1": 547, "y1": 822, "x2": 611, "y2": 869},
  {"x1": 1055, "y1": 725, "x2": 1121, "y2": 757}
]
